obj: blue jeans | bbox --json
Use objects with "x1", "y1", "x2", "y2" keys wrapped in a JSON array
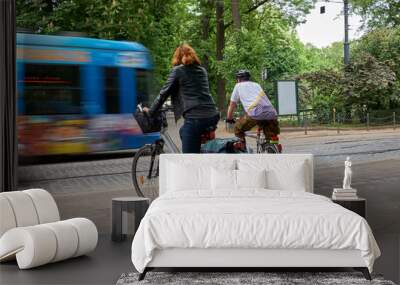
[{"x1": 179, "y1": 115, "x2": 220, "y2": 153}]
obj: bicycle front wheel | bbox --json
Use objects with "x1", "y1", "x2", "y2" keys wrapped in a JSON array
[{"x1": 132, "y1": 144, "x2": 163, "y2": 201}]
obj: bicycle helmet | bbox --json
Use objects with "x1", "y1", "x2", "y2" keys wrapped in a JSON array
[{"x1": 235, "y1": 70, "x2": 251, "y2": 81}]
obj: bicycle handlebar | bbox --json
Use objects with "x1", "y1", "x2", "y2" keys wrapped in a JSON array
[
  {"x1": 159, "y1": 105, "x2": 173, "y2": 113},
  {"x1": 136, "y1": 102, "x2": 173, "y2": 115}
]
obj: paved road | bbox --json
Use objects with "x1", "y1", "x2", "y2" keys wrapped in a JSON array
[
  {"x1": 277, "y1": 130, "x2": 400, "y2": 168},
  {"x1": 18, "y1": 157, "x2": 133, "y2": 194}
]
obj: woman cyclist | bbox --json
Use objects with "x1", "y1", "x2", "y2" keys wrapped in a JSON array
[{"x1": 144, "y1": 44, "x2": 219, "y2": 153}]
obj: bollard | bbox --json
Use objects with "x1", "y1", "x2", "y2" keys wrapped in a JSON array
[
  {"x1": 393, "y1": 112, "x2": 396, "y2": 130},
  {"x1": 366, "y1": 113, "x2": 370, "y2": 131},
  {"x1": 333, "y1": 108, "x2": 336, "y2": 125},
  {"x1": 337, "y1": 114, "x2": 340, "y2": 134},
  {"x1": 304, "y1": 115, "x2": 308, "y2": 135}
]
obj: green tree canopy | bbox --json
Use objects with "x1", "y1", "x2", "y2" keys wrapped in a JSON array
[
  {"x1": 351, "y1": 0, "x2": 400, "y2": 29},
  {"x1": 300, "y1": 53, "x2": 397, "y2": 115},
  {"x1": 16, "y1": 0, "x2": 400, "y2": 115}
]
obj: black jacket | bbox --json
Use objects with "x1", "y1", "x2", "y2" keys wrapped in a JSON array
[{"x1": 149, "y1": 64, "x2": 218, "y2": 121}]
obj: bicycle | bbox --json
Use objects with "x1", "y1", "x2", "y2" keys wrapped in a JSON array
[
  {"x1": 226, "y1": 119, "x2": 282, "y2": 154},
  {"x1": 131, "y1": 106, "x2": 217, "y2": 200},
  {"x1": 246, "y1": 125, "x2": 282, "y2": 154}
]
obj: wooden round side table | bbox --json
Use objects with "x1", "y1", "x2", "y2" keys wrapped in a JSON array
[{"x1": 111, "y1": 197, "x2": 149, "y2": 242}]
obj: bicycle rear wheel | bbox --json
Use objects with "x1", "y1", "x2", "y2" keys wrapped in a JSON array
[
  {"x1": 258, "y1": 143, "x2": 279, "y2": 154},
  {"x1": 132, "y1": 144, "x2": 163, "y2": 201}
]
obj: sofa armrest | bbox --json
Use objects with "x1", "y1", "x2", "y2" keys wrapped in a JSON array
[
  {"x1": 0, "y1": 218, "x2": 98, "y2": 269},
  {"x1": 0, "y1": 225, "x2": 57, "y2": 269}
]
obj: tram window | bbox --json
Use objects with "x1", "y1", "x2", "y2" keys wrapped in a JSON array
[
  {"x1": 136, "y1": 69, "x2": 151, "y2": 106},
  {"x1": 104, "y1": 67, "x2": 120, "y2": 114},
  {"x1": 23, "y1": 64, "x2": 81, "y2": 115}
]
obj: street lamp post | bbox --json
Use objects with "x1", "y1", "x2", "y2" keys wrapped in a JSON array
[
  {"x1": 320, "y1": 0, "x2": 350, "y2": 65},
  {"x1": 343, "y1": 0, "x2": 350, "y2": 65}
]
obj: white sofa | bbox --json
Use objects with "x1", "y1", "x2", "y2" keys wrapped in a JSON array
[{"x1": 0, "y1": 189, "x2": 98, "y2": 269}]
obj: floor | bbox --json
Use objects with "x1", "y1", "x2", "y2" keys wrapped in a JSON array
[{"x1": 1, "y1": 234, "x2": 397, "y2": 285}]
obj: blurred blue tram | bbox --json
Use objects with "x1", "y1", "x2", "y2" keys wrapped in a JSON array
[{"x1": 17, "y1": 33, "x2": 158, "y2": 157}]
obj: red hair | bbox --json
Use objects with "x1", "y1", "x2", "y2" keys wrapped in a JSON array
[{"x1": 171, "y1": 44, "x2": 201, "y2": 66}]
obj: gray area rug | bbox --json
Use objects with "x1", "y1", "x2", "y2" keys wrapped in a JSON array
[{"x1": 116, "y1": 272, "x2": 396, "y2": 285}]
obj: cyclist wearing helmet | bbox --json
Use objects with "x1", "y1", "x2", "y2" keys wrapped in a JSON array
[{"x1": 226, "y1": 70, "x2": 280, "y2": 146}]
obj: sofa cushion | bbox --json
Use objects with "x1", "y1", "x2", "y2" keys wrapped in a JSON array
[
  {"x1": 0, "y1": 189, "x2": 60, "y2": 238},
  {"x1": 0, "y1": 196, "x2": 17, "y2": 237},
  {"x1": 23, "y1": 189, "x2": 60, "y2": 224},
  {"x1": 42, "y1": 221, "x2": 79, "y2": 262},
  {"x1": 65, "y1": 218, "x2": 98, "y2": 257},
  {"x1": 1, "y1": 192, "x2": 39, "y2": 227}
]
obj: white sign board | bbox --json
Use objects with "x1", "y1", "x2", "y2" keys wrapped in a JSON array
[{"x1": 276, "y1": 80, "x2": 298, "y2": 115}]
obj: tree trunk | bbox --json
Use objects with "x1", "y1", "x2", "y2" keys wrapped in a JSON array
[
  {"x1": 216, "y1": 0, "x2": 226, "y2": 115},
  {"x1": 231, "y1": 0, "x2": 241, "y2": 31},
  {"x1": 201, "y1": 0, "x2": 213, "y2": 72},
  {"x1": 224, "y1": 0, "x2": 269, "y2": 30}
]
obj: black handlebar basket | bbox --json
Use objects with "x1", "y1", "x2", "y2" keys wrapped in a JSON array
[{"x1": 134, "y1": 110, "x2": 167, "y2": 133}]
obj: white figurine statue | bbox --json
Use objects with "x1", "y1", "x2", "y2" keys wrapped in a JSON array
[{"x1": 343, "y1": 156, "x2": 352, "y2": 189}]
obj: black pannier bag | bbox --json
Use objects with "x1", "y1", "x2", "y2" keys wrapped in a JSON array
[
  {"x1": 200, "y1": 138, "x2": 248, "y2": 153},
  {"x1": 134, "y1": 110, "x2": 166, "y2": 133}
]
